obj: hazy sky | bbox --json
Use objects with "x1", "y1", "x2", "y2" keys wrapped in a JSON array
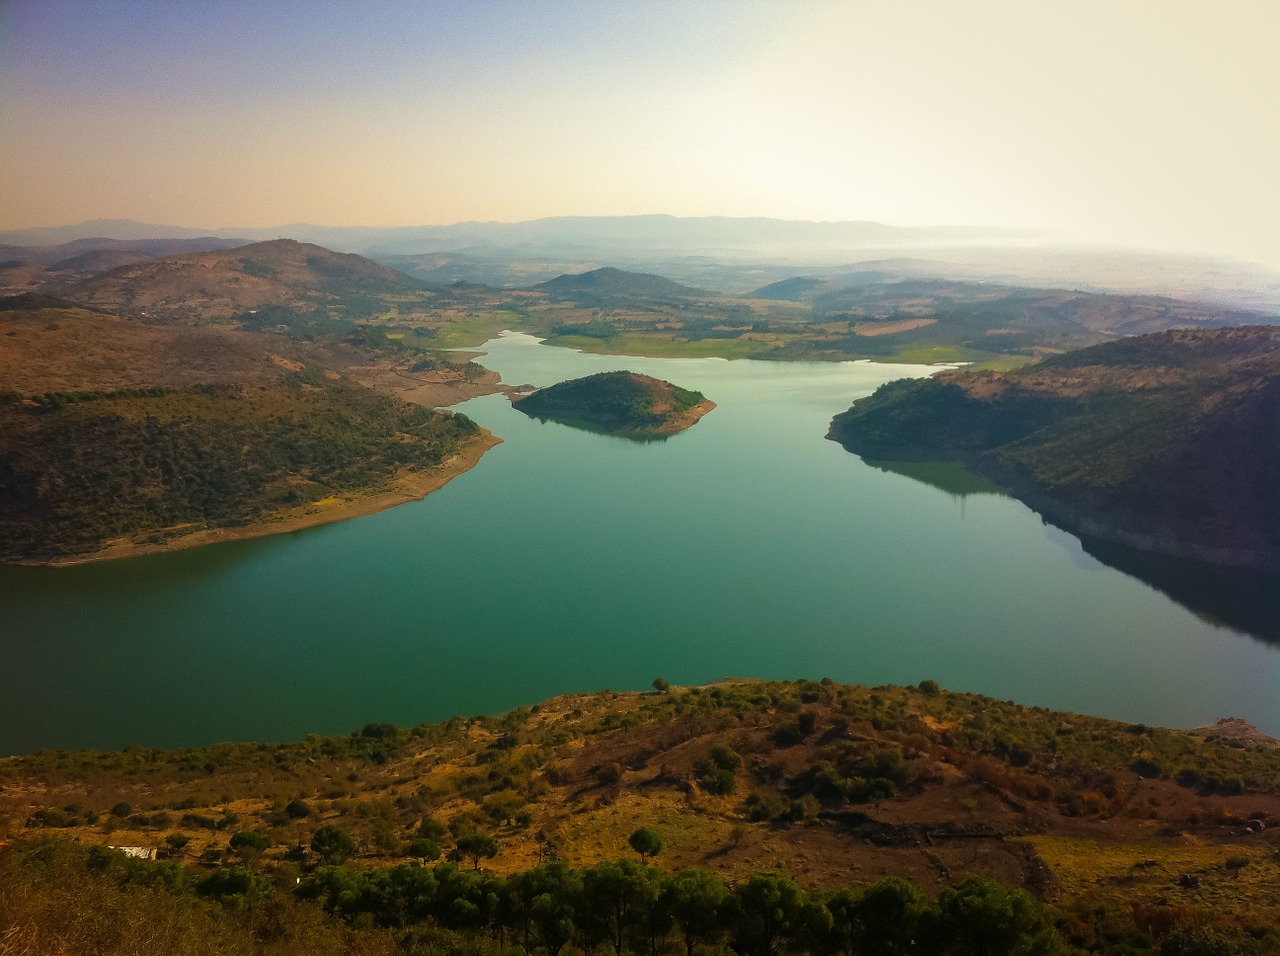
[{"x1": 3, "y1": 0, "x2": 1277, "y2": 266}]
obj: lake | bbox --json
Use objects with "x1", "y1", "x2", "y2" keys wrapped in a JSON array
[{"x1": 2, "y1": 331, "x2": 1277, "y2": 754}]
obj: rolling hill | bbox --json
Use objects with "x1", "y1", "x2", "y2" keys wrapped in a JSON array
[
  {"x1": 0, "y1": 300, "x2": 492, "y2": 564},
  {"x1": 67, "y1": 238, "x2": 425, "y2": 324},
  {"x1": 536, "y1": 266, "x2": 710, "y2": 305},
  {"x1": 828, "y1": 326, "x2": 1280, "y2": 572}
]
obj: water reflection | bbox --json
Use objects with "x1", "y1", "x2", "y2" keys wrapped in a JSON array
[
  {"x1": 863, "y1": 460, "x2": 1004, "y2": 498},
  {"x1": 862, "y1": 457, "x2": 1280, "y2": 644},
  {"x1": 1076, "y1": 534, "x2": 1280, "y2": 646}
]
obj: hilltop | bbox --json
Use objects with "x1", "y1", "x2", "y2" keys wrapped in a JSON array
[
  {"x1": 536, "y1": 266, "x2": 710, "y2": 305},
  {"x1": 67, "y1": 238, "x2": 425, "y2": 324},
  {"x1": 828, "y1": 326, "x2": 1280, "y2": 572},
  {"x1": 513, "y1": 371, "x2": 715, "y2": 436},
  {"x1": 2, "y1": 678, "x2": 1279, "y2": 953}
]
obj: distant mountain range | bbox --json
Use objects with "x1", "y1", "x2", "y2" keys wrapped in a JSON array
[
  {"x1": 0, "y1": 215, "x2": 1017, "y2": 257},
  {"x1": 3, "y1": 215, "x2": 1278, "y2": 310}
]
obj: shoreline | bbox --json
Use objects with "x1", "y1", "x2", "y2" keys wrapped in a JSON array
[
  {"x1": 826, "y1": 426, "x2": 1280, "y2": 575},
  {"x1": 638, "y1": 398, "x2": 717, "y2": 435},
  {"x1": 27, "y1": 429, "x2": 502, "y2": 568}
]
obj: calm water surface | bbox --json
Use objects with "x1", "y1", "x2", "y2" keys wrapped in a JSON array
[{"x1": 2, "y1": 332, "x2": 1277, "y2": 753}]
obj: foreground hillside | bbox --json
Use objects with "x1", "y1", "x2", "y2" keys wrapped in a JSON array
[
  {"x1": 3, "y1": 679, "x2": 1278, "y2": 953},
  {"x1": 828, "y1": 327, "x2": 1280, "y2": 572}
]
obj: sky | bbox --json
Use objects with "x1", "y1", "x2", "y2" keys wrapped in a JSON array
[{"x1": 2, "y1": 0, "x2": 1277, "y2": 267}]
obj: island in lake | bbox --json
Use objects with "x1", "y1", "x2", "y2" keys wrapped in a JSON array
[
  {"x1": 828, "y1": 326, "x2": 1280, "y2": 573},
  {"x1": 512, "y1": 370, "x2": 715, "y2": 436}
]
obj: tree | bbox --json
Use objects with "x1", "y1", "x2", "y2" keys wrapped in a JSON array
[
  {"x1": 930, "y1": 876, "x2": 1061, "y2": 956},
  {"x1": 652, "y1": 677, "x2": 671, "y2": 694},
  {"x1": 628, "y1": 827, "x2": 663, "y2": 861},
  {"x1": 726, "y1": 870, "x2": 810, "y2": 956},
  {"x1": 456, "y1": 832, "x2": 499, "y2": 870},
  {"x1": 229, "y1": 830, "x2": 269, "y2": 854},
  {"x1": 836, "y1": 877, "x2": 932, "y2": 956},
  {"x1": 701, "y1": 747, "x2": 742, "y2": 795},
  {"x1": 407, "y1": 836, "x2": 441, "y2": 863},
  {"x1": 583, "y1": 860, "x2": 645, "y2": 956},
  {"x1": 311, "y1": 824, "x2": 355, "y2": 864},
  {"x1": 666, "y1": 867, "x2": 730, "y2": 956},
  {"x1": 503, "y1": 861, "x2": 581, "y2": 956}
]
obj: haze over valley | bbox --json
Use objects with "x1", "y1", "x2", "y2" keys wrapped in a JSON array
[{"x1": 3, "y1": 2, "x2": 1280, "y2": 953}]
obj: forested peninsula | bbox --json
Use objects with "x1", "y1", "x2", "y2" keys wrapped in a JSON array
[
  {"x1": 828, "y1": 327, "x2": 1280, "y2": 572},
  {"x1": 0, "y1": 240, "x2": 505, "y2": 564}
]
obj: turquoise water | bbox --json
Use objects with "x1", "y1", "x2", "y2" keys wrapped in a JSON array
[{"x1": 2, "y1": 332, "x2": 1277, "y2": 753}]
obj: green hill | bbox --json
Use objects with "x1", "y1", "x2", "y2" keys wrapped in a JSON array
[
  {"x1": 536, "y1": 266, "x2": 710, "y2": 306},
  {"x1": 0, "y1": 378, "x2": 481, "y2": 563},
  {"x1": 828, "y1": 326, "x2": 1280, "y2": 571},
  {"x1": 513, "y1": 370, "x2": 714, "y2": 436}
]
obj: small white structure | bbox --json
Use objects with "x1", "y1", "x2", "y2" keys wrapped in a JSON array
[{"x1": 109, "y1": 845, "x2": 157, "y2": 860}]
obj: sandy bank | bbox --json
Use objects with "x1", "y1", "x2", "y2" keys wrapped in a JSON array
[
  {"x1": 38, "y1": 429, "x2": 502, "y2": 567},
  {"x1": 641, "y1": 399, "x2": 717, "y2": 435}
]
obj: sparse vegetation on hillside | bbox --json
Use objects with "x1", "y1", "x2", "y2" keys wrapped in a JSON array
[
  {"x1": 3, "y1": 679, "x2": 1278, "y2": 952},
  {"x1": 66, "y1": 238, "x2": 426, "y2": 326}
]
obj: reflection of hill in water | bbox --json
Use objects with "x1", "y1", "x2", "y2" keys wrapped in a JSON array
[
  {"x1": 865, "y1": 460, "x2": 1004, "y2": 498},
  {"x1": 870, "y1": 459, "x2": 1280, "y2": 646},
  {"x1": 1076, "y1": 536, "x2": 1280, "y2": 646},
  {"x1": 520, "y1": 414, "x2": 672, "y2": 444}
]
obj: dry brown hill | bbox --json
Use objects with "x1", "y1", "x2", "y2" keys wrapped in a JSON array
[
  {"x1": 2, "y1": 678, "x2": 1278, "y2": 942},
  {"x1": 67, "y1": 238, "x2": 424, "y2": 323},
  {"x1": 0, "y1": 306, "x2": 293, "y2": 394}
]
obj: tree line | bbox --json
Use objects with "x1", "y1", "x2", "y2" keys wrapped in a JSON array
[{"x1": 299, "y1": 855, "x2": 1061, "y2": 956}]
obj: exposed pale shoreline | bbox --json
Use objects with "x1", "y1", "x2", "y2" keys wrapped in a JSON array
[
  {"x1": 640, "y1": 398, "x2": 717, "y2": 435},
  {"x1": 29, "y1": 429, "x2": 502, "y2": 567}
]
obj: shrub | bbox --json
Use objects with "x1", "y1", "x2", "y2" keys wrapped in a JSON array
[
  {"x1": 311, "y1": 825, "x2": 356, "y2": 864},
  {"x1": 229, "y1": 830, "x2": 269, "y2": 853}
]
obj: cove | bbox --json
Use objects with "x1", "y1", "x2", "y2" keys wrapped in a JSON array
[{"x1": 1, "y1": 332, "x2": 1277, "y2": 754}]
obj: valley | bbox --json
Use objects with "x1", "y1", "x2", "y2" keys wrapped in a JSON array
[{"x1": 2, "y1": 224, "x2": 1279, "y2": 954}]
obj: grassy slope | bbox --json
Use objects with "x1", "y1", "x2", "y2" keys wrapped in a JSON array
[{"x1": 3, "y1": 679, "x2": 1278, "y2": 935}]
